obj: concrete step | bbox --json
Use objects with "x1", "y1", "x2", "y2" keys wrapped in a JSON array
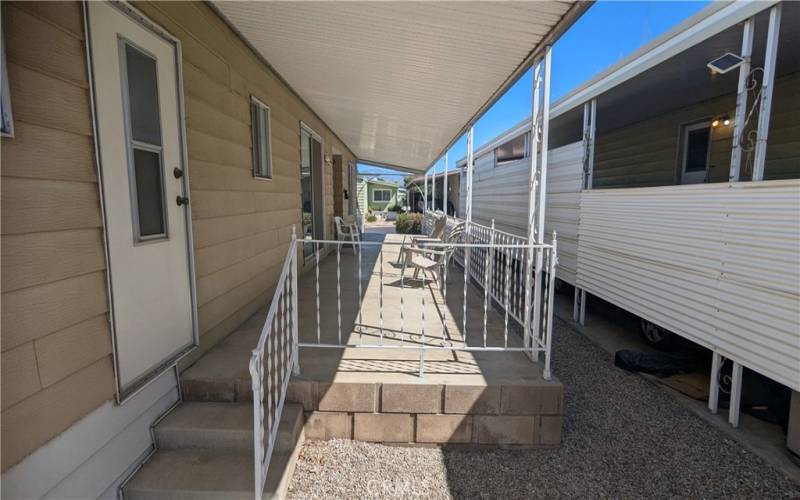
[
  {"x1": 154, "y1": 402, "x2": 303, "y2": 453},
  {"x1": 125, "y1": 402, "x2": 305, "y2": 500}
]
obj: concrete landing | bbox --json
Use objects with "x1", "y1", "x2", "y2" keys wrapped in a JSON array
[{"x1": 182, "y1": 232, "x2": 563, "y2": 446}]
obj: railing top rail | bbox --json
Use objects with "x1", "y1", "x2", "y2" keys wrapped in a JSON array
[
  {"x1": 301, "y1": 237, "x2": 554, "y2": 249},
  {"x1": 252, "y1": 238, "x2": 297, "y2": 354}
]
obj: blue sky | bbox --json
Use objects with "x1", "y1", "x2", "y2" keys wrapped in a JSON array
[{"x1": 360, "y1": 0, "x2": 710, "y2": 182}]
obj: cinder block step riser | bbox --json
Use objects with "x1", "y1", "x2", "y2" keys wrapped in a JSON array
[
  {"x1": 286, "y1": 380, "x2": 564, "y2": 416},
  {"x1": 302, "y1": 411, "x2": 562, "y2": 445}
]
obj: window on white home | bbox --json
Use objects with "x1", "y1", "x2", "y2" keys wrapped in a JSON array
[
  {"x1": 250, "y1": 97, "x2": 272, "y2": 179},
  {"x1": 1, "y1": 29, "x2": 13, "y2": 137},
  {"x1": 372, "y1": 189, "x2": 392, "y2": 202},
  {"x1": 495, "y1": 132, "x2": 528, "y2": 165}
]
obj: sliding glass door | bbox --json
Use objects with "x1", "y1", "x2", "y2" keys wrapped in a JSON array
[{"x1": 300, "y1": 125, "x2": 324, "y2": 257}]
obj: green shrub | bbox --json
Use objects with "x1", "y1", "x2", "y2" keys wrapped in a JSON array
[
  {"x1": 395, "y1": 213, "x2": 422, "y2": 234},
  {"x1": 366, "y1": 214, "x2": 377, "y2": 222},
  {"x1": 387, "y1": 204, "x2": 403, "y2": 213}
]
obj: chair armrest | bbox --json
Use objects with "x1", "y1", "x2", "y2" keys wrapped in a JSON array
[{"x1": 405, "y1": 247, "x2": 446, "y2": 257}]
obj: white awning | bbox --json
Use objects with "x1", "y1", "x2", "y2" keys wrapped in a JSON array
[{"x1": 212, "y1": 1, "x2": 585, "y2": 173}]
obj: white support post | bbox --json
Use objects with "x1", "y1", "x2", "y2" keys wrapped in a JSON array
[
  {"x1": 572, "y1": 287, "x2": 580, "y2": 322},
  {"x1": 753, "y1": 4, "x2": 781, "y2": 182},
  {"x1": 465, "y1": 127, "x2": 474, "y2": 226},
  {"x1": 525, "y1": 59, "x2": 543, "y2": 358},
  {"x1": 432, "y1": 160, "x2": 436, "y2": 212},
  {"x1": 443, "y1": 152, "x2": 449, "y2": 216},
  {"x1": 587, "y1": 99, "x2": 596, "y2": 189},
  {"x1": 729, "y1": 17, "x2": 753, "y2": 182},
  {"x1": 531, "y1": 46, "x2": 552, "y2": 360},
  {"x1": 579, "y1": 289, "x2": 586, "y2": 325},
  {"x1": 729, "y1": 361, "x2": 744, "y2": 427},
  {"x1": 708, "y1": 352, "x2": 722, "y2": 414},
  {"x1": 423, "y1": 173, "x2": 428, "y2": 213}
]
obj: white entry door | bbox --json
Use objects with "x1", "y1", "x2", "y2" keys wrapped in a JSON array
[
  {"x1": 88, "y1": 2, "x2": 196, "y2": 398},
  {"x1": 680, "y1": 121, "x2": 712, "y2": 185}
]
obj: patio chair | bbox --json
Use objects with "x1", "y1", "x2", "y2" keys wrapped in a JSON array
[
  {"x1": 400, "y1": 223, "x2": 465, "y2": 286},
  {"x1": 396, "y1": 213, "x2": 448, "y2": 264},
  {"x1": 334, "y1": 216, "x2": 360, "y2": 250}
]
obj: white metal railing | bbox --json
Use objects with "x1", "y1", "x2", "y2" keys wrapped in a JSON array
[
  {"x1": 250, "y1": 228, "x2": 299, "y2": 500},
  {"x1": 299, "y1": 215, "x2": 558, "y2": 378}
]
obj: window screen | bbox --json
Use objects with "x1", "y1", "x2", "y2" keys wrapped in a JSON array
[
  {"x1": 251, "y1": 97, "x2": 272, "y2": 179},
  {"x1": 495, "y1": 133, "x2": 528, "y2": 164},
  {"x1": 1, "y1": 29, "x2": 13, "y2": 137}
]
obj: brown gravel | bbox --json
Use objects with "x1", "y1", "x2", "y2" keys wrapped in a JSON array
[{"x1": 288, "y1": 317, "x2": 800, "y2": 499}]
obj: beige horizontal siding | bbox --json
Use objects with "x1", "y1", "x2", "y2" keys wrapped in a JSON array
[
  {"x1": 593, "y1": 72, "x2": 799, "y2": 188},
  {"x1": 132, "y1": 1, "x2": 356, "y2": 367},
  {"x1": 1, "y1": 1, "x2": 114, "y2": 471}
]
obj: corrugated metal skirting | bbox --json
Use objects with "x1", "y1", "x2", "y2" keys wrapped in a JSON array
[
  {"x1": 576, "y1": 180, "x2": 800, "y2": 391},
  {"x1": 459, "y1": 141, "x2": 583, "y2": 284}
]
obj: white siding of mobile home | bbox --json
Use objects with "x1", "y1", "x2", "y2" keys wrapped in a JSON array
[
  {"x1": 459, "y1": 141, "x2": 583, "y2": 284},
  {"x1": 576, "y1": 180, "x2": 800, "y2": 391}
]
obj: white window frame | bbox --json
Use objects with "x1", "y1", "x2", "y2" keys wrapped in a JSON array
[
  {"x1": 1, "y1": 26, "x2": 14, "y2": 138},
  {"x1": 372, "y1": 188, "x2": 392, "y2": 202},
  {"x1": 250, "y1": 96, "x2": 273, "y2": 179}
]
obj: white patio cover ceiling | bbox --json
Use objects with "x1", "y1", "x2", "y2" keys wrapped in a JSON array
[{"x1": 213, "y1": 1, "x2": 584, "y2": 173}]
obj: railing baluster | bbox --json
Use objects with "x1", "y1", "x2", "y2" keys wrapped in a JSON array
[
  {"x1": 483, "y1": 220, "x2": 494, "y2": 347},
  {"x1": 420, "y1": 247, "x2": 426, "y2": 377},
  {"x1": 544, "y1": 236, "x2": 558, "y2": 380},
  {"x1": 315, "y1": 243, "x2": 321, "y2": 344},
  {"x1": 358, "y1": 237, "x2": 363, "y2": 341},
  {"x1": 336, "y1": 243, "x2": 342, "y2": 345},
  {"x1": 504, "y1": 235, "x2": 511, "y2": 348},
  {"x1": 462, "y1": 224, "x2": 469, "y2": 346}
]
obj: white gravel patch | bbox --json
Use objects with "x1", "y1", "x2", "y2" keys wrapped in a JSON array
[{"x1": 289, "y1": 317, "x2": 800, "y2": 499}]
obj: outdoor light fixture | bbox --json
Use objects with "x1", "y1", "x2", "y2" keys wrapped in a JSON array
[
  {"x1": 712, "y1": 115, "x2": 731, "y2": 127},
  {"x1": 707, "y1": 52, "x2": 746, "y2": 74}
]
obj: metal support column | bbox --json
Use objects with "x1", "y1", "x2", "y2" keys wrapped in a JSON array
[
  {"x1": 729, "y1": 17, "x2": 754, "y2": 182},
  {"x1": 432, "y1": 159, "x2": 436, "y2": 211},
  {"x1": 729, "y1": 361, "x2": 744, "y2": 427},
  {"x1": 708, "y1": 352, "x2": 722, "y2": 414},
  {"x1": 531, "y1": 46, "x2": 552, "y2": 360},
  {"x1": 443, "y1": 152, "x2": 449, "y2": 216},
  {"x1": 753, "y1": 4, "x2": 781, "y2": 181},
  {"x1": 423, "y1": 172, "x2": 428, "y2": 213},
  {"x1": 525, "y1": 59, "x2": 542, "y2": 359},
  {"x1": 465, "y1": 127, "x2": 474, "y2": 226}
]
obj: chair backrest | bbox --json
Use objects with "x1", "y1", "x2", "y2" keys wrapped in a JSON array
[
  {"x1": 334, "y1": 216, "x2": 345, "y2": 236},
  {"x1": 428, "y1": 214, "x2": 447, "y2": 238}
]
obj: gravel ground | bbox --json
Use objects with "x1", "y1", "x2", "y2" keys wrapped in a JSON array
[{"x1": 288, "y1": 317, "x2": 800, "y2": 499}]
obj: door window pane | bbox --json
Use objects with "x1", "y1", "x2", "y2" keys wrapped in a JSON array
[
  {"x1": 685, "y1": 127, "x2": 710, "y2": 172},
  {"x1": 125, "y1": 44, "x2": 162, "y2": 145},
  {"x1": 133, "y1": 148, "x2": 166, "y2": 237}
]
